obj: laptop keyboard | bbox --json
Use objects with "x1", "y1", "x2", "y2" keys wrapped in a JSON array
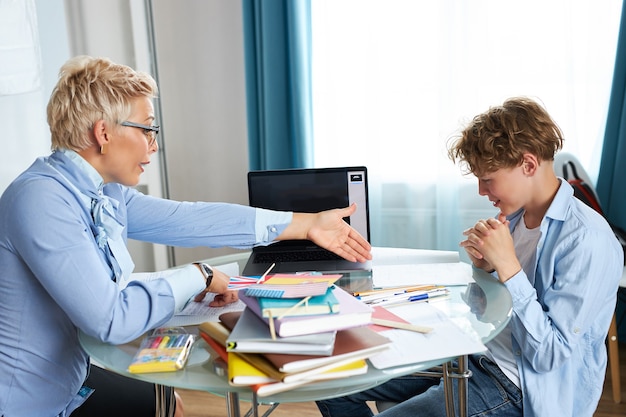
[{"x1": 253, "y1": 250, "x2": 343, "y2": 264}]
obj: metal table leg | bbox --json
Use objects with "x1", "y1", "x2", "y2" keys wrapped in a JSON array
[
  {"x1": 226, "y1": 392, "x2": 241, "y2": 417},
  {"x1": 155, "y1": 384, "x2": 175, "y2": 417},
  {"x1": 442, "y1": 362, "x2": 455, "y2": 417},
  {"x1": 442, "y1": 356, "x2": 472, "y2": 417},
  {"x1": 455, "y1": 355, "x2": 471, "y2": 417}
]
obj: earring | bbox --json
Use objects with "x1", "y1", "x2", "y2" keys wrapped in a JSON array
[{"x1": 100, "y1": 144, "x2": 108, "y2": 155}]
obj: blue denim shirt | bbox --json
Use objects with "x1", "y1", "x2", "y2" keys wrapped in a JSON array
[
  {"x1": 0, "y1": 150, "x2": 292, "y2": 416},
  {"x1": 502, "y1": 179, "x2": 623, "y2": 417}
]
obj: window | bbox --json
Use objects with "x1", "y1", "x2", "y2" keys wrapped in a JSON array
[{"x1": 311, "y1": 0, "x2": 622, "y2": 254}]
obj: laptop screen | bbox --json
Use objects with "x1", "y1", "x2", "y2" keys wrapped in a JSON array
[{"x1": 247, "y1": 166, "x2": 370, "y2": 241}]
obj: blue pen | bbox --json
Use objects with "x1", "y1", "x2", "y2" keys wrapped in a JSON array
[
  {"x1": 408, "y1": 289, "x2": 449, "y2": 302},
  {"x1": 374, "y1": 289, "x2": 449, "y2": 306}
]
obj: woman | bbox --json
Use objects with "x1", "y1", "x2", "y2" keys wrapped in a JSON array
[{"x1": 0, "y1": 56, "x2": 371, "y2": 417}]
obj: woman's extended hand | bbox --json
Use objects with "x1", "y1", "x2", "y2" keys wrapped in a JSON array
[{"x1": 287, "y1": 203, "x2": 372, "y2": 263}]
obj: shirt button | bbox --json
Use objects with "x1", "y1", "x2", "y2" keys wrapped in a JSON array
[
  {"x1": 270, "y1": 227, "x2": 277, "y2": 233},
  {"x1": 573, "y1": 327, "x2": 581, "y2": 334},
  {"x1": 515, "y1": 350, "x2": 521, "y2": 356}
]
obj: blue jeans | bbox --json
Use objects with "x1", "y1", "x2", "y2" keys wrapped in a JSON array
[{"x1": 316, "y1": 355, "x2": 523, "y2": 417}]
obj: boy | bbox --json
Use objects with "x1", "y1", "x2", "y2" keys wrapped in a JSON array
[{"x1": 316, "y1": 97, "x2": 623, "y2": 417}]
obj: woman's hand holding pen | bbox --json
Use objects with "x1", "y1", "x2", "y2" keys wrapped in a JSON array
[
  {"x1": 286, "y1": 203, "x2": 373, "y2": 263},
  {"x1": 193, "y1": 267, "x2": 239, "y2": 306}
]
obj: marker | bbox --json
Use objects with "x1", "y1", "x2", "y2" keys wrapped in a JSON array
[
  {"x1": 175, "y1": 335, "x2": 190, "y2": 348},
  {"x1": 157, "y1": 336, "x2": 170, "y2": 349},
  {"x1": 167, "y1": 335, "x2": 181, "y2": 348},
  {"x1": 149, "y1": 336, "x2": 163, "y2": 349}
]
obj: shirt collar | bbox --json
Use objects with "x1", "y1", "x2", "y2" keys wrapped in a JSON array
[{"x1": 58, "y1": 149, "x2": 105, "y2": 194}]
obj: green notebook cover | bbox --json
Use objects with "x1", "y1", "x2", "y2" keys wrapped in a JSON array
[{"x1": 258, "y1": 287, "x2": 340, "y2": 318}]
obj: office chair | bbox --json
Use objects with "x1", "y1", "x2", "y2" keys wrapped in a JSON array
[{"x1": 554, "y1": 151, "x2": 623, "y2": 403}]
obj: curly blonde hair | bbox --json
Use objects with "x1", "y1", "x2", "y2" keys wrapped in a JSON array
[
  {"x1": 47, "y1": 56, "x2": 158, "y2": 151},
  {"x1": 447, "y1": 97, "x2": 563, "y2": 177}
]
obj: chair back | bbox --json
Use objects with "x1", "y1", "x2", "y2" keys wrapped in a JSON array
[{"x1": 553, "y1": 152, "x2": 599, "y2": 200}]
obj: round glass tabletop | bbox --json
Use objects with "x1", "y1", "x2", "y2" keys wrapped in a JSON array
[{"x1": 79, "y1": 248, "x2": 511, "y2": 403}]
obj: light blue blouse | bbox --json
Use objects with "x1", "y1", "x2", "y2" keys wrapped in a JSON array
[
  {"x1": 501, "y1": 179, "x2": 623, "y2": 416},
  {"x1": 0, "y1": 150, "x2": 292, "y2": 416}
]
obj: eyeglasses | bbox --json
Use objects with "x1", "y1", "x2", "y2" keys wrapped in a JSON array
[{"x1": 120, "y1": 121, "x2": 160, "y2": 147}]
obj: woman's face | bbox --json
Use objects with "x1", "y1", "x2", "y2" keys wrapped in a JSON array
[{"x1": 103, "y1": 97, "x2": 158, "y2": 186}]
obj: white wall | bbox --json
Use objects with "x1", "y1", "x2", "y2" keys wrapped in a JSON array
[
  {"x1": 66, "y1": 0, "x2": 251, "y2": 268},
  {"x1": 150, "y1": 0, "x2": 250, "y2": 266}
]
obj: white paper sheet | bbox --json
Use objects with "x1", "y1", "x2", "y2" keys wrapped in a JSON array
[
  {"x1": 164, "y1": 295, "x2": 246, "y2": 327},
  {"x1": 369, "y1": 303, "x2": 486, "y2": 369},
  {"x1": 371, "y1": 247, "x2": 460, "y2": 266},
  {"x1": 159, "y1": 261, "x2": 246, "y2": 326},
  {"x1": 372, "y1": 262, "x2": 474, "y2": 287}
]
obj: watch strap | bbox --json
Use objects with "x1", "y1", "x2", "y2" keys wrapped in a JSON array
[{"x1": 193, "y1": 262, "x2": 213, "y2": 289}]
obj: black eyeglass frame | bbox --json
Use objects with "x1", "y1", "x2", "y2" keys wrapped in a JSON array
[{"x1": 120, "y1": 121, "x2": 160, "y2": 146}]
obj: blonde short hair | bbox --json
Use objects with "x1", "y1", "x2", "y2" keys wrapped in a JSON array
[
  {"x1": 47, "y1": 56, "x2": 158, "y2": 151},
  {"x1": 448, "y1": 97, "x2": 564, "y2": 177}
]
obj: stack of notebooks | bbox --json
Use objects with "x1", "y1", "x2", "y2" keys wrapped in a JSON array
[{"x1": 198, "y1": 274, "x2": 392, "y2": 396}]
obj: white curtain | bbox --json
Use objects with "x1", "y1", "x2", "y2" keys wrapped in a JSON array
[
  {"x1": 0, "y1": 0, "x2": 49, "y2": 192},
  {"x1": 0, "y1": 0, "x2": 40, "y2": 94},
  {"x1": 311, "y1": 0, "x2": 622, "y2": 259}
]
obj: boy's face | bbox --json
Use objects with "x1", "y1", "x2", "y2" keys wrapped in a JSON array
[{"x1": 477, "y1": 165, "x2": 527, "y2": 216}]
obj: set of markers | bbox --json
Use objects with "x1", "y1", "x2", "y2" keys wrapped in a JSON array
[
  {"x1": 128, "y1": 328, "x2": 196, "y2": 374},
  {"x1": 354, "y1": 285, "x2": 449, "y2": 307}
]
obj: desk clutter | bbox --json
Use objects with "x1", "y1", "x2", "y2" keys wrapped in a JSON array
[
  {"x1": 197, "y1": 273, "x2": 399, "y2": 396},
  {"x1": 133, "y1": 272, "x2": 487, "y2": 396}
]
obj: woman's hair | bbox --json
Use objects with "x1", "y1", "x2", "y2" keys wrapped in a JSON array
[
  {"x1": 47, "y1": 56, "x2": 158, "y2": 151},
  {"x1": 447, "y1": 97, "x2": 564, "y2": 176}
]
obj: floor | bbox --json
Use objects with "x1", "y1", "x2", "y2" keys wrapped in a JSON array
[{"x1": 178, "y1": 342, "x2": 626, "y2": 416}]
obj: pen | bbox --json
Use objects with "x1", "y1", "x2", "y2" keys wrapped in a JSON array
[
  {"x1": 372, "y1": 289, "x2": 449, "y2": 307},
  {"x1": 356, "y1": 286, "x2": 444, "y2": 302},
  {"x1": 407, "y1": 289, "x2": 449, "y2": 302},
  {"x1": 362, "y1": 287, "x2": 447, "y2": 304},
  {"x1": 354, "y1": 285, "x2": 438, "y2": 297},
  {"x1": 385, "y1": 294, "x2": 450, "y2": 308},
  {"x1": 256, "y1": 263, "x2": 276, "y2": 284}
]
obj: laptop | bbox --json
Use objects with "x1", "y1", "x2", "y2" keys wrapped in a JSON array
[{"x1": 242, "y1": 166, "x2": 372, "y2": 275}]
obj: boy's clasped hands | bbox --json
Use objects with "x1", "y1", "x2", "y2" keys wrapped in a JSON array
[{"x1": 460, "y1": 213, "x2": 522, "y2": 283}]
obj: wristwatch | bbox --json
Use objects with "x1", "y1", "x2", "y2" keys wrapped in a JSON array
[{"x1": 193, "y1": 262, "x2": 213, "y2": 289}]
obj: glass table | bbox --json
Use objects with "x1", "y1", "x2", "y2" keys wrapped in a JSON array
[{"x1": 79, "y1": 248, "x2": 512, "y2": 417}]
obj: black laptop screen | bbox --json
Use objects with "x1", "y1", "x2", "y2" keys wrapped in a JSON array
[{"x1": 247, "y1": 167, "x2": 370, "y2": 241}]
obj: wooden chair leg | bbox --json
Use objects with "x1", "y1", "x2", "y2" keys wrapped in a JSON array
[{"x1": 608, "y1": 313, "x2": 621, "y2": 403}]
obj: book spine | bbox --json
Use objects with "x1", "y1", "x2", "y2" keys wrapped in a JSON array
[
  {"x1": 199, "y1": 331, "x2": 228, "y2": 362},
  {"x1": 198, "y1": 321, "x2": 230, "y2": 346},
  {"x1": 199, "y1": 324, "x2": 285, "y2": 381}
]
